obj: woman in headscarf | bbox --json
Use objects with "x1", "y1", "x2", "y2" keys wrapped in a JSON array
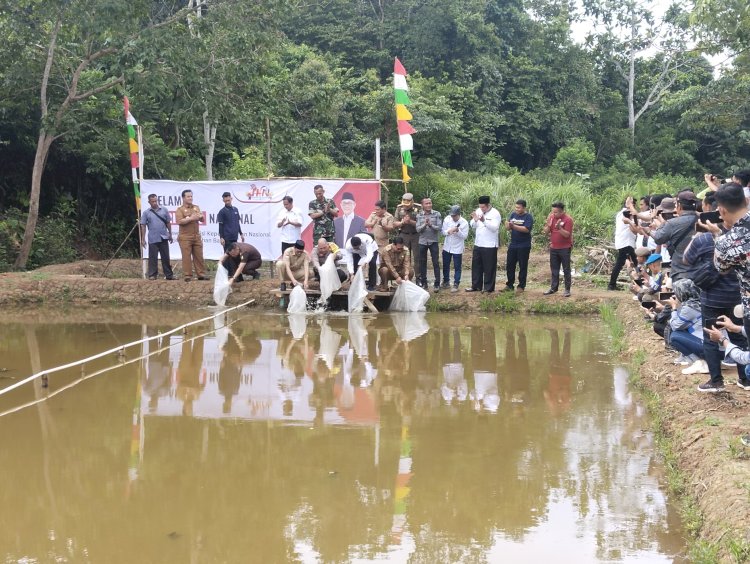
[{"x1": 668, "y1": 279, "x2": 706, "y2": 375}]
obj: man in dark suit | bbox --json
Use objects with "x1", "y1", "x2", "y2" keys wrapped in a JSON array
[{"x1": 334, "y1": 192, "x2": 366, "y2": 248}]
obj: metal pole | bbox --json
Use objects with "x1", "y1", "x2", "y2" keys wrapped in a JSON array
[{"x1": 375, "y1": 138, "x2": 381, "y2": 181}]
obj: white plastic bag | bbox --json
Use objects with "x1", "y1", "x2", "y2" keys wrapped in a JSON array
[
  {"x1": 389, "y1": 280, "x2": 430, "y2": 312},
  {"x1": 288, "y1": 313, "x2": 307, "y2": 339},
  {"x1": 348, "y1": 269, "x2": 367, "y2": 313},
  {"x1": 213, "y1": 265, "x2": 232, "y2": 306},
  {"x1": 318, "y1": 254, "x2": 342, "y2": 304},
  {"x1": 287, "y1": 285, "x2": 308, "y2": 313}
]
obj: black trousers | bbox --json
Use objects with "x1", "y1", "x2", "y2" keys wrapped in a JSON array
[
  {"x1": 418, "y1": 242, "x2": 440, "y2": 287},
  {"x1": 471, "y1": 246, "x2": 498, "y2": 292},
  {"x1": 549, "y1": 247, "x2": 572, "y2": 292},
  {"x1": 353, "y1": 251, "x2": 378, "y2": 287},
  {"x1": 147, "y1": 240, "x2": 173, "y2": 279},
  {"x1": 609, "y1": 246, "x2": 637, "y2": 288},
  {"x1": 506, "y1": 247, "x2": 530, "y2": 289}
]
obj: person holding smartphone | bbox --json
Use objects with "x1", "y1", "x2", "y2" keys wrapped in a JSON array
[
  {"x1": 609, "y1": 196, "x2": 638, "y2": 290},
  {"x1": 665, "y1": 279, "x2": 707, "y2": 375}
]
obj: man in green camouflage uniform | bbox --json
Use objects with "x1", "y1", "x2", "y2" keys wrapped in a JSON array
[
  {"x1": 393, "y1": 192, "x2": 421, "y2": 270},
  {"x1": 308, "y1": 184, "x2": 339, "y2": 242}
]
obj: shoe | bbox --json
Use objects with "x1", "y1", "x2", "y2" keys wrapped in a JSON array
[
  {"x1": 252, "y1": 272, "x2": 261, "y2": 280},
  {"x1": 377, "y1": 285, "x2": 389, "y2": 292},
  {"x1": 451, "y1": 285, "x2": 458, "y2": 293},
  {"x1": 433, "y1": 285, "x2": 440, "y2": 293},
  {"x1": 441, "y1": 282, "x2": 450, "y2": 289},
  {"x1": 673, "y1": 354, "x2": 691, "y2": 366},
  {"x1": 741, "y1": 435, "x2": 750, "y2": 447},
  {"x1": 183, "y1": 277, "x2": 192, "y2": 282},
  {"x1": 736, "y1": 380, "x2": 750, "y2": 391},
  {"x1": 165, "y1": 276, "x2": 176, "y2": 280},
  {"x1": 515, "y1": 288, "x2": 524, "y2": 294},
  {"x1": 465, "y1": 288, "x2": 479, "y2": 292},
  {"x1": 367, "y1": 285, "x2": 376, "y2": 292},
  {"x1": 503, "y1": 286, "x2": 514, "y2": 292},
  {"x1": 280, "y1": 282, "x2": 287, "y2": 291},
  {"x1": 562, "y1": 290, "x2": 571, "y2": 297},
  {"x1": 721, "y1": 359, "x2": 737, "y2": 368},
  {"x1": 197, "y1": 275, "x2": 209, "y2": 281},
  {"x1": 682, "y1": 359, "x2": 709, "y2": 375},
  {"x1": 543, "y1": 289, "x2": 557, "y2": 295},
  {"x1": 697, "y1": 380, "x2": 725, "y2": 393},
  {"x1": 607, "y1": 285, "x2": 618, "y2": 291},
  {"x1": 148, "y1": 276, "x2": 157, "y2": 280}
]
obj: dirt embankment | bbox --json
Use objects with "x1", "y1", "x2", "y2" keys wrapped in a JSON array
[
  {"x1": 0, "y1": 255, "x2": 615, "y2": 311},
  {"x1": 618, "y1": 302, "x2": 750, "y2": 559}
]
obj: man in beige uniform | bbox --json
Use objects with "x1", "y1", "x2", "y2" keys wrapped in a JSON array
[
  {"x1": 175, "y1": 189, "x2": 207, "y2": 281},
  {"x1": 393, "y1": 193, "x2": 421, "y2": 269},
  {"x1": 378, "y1": 236, "x2": 413, "y2": 291},
  {"x1": 276, "y1": 239, "x2": 311, "y2": 290},
  {"x1": 365, "y1": 199, "x2": 395, "y2": 252}
]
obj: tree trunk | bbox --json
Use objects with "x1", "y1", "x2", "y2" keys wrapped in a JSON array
[
  {"x1": 627, "y1": 45, "x2": 636, "y2": 146},
  {"x1": 15, "y1": 130, "x2": 55, "y2": 269}
]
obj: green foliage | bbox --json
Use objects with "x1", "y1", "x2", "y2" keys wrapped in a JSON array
[
  {"x1": 479, "y1": 293, "x2": 520, "y2": 313},
  {"x1": 552, "y1": 138, "x2": 597, "y2": 174}
]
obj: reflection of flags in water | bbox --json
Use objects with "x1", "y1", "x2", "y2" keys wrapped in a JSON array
[{"x1": 391, "y1": 425, "x2": 413, "y2": 542}]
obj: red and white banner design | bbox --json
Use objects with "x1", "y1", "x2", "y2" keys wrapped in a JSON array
[{"x1": 141, "y1": 178, "x2": 381, "y2": 261}]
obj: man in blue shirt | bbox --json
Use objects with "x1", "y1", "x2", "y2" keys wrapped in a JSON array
[
  {"x1": 139, "y1": 193, "x2": 175, "y2": 280},
  {"x1": 217, "y1": 192, "x2": 244, "y2": 250},
  {"x1": 503, "y1": 199, "x2": 533, "y2": 293}
]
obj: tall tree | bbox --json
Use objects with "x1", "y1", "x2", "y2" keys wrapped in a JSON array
[{"x1": 1, "y1": 0, "x2": 201, "y2": 269}]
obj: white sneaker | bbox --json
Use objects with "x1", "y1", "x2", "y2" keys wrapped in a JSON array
[
  {"x1": 682, "y1": 359, "x2": 709, "y2": 375},
  {"x1": 673, "y1": 354, "x2": 691, "y2": 366}
]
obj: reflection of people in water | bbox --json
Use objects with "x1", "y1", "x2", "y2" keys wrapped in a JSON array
[
  {"x1": 176, "y1": 336, "x2": 206, "y2": 416},
  {"x1": 470, "y1": 326, "x2": 500, "y2": 413},
  {"x1": 144, "y1": 337, "x2": 173, "y2": 413},
  {"x1": 503, "y1": 329, "x2": 531, "y2": 411},
  {"x1": 218, "y1": 331, "x2": 244, "y2": 415},
  {"x1": 308, "y1": 357, "x2": 335, "y2": 428},
  {"x1": 441, "y1": 328, "x2": 468, "y2": 404},
  {"x1": 544, "y1": 328, "x2": 572, "y2": 415}
]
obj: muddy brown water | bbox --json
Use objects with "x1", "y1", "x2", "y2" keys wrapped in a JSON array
[{"x1": 0, "y1": 308, "x2": 686, "y2": 563}]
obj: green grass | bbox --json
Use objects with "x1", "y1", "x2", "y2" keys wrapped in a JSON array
[
  {"x1": 728, "y1": 437, "x2": 750, "y2": 460},
  {"x1": 479, "y1": 292, "x2": 521, "y2": 313},
  {"x1": 599, "y1": 303, "x2": 625, "y2": 353},
  {"x1": 528, "y1": 300, "x2": 599, "y2": 315},
  {"x1": 700, "y1": 416, "x2": 722, "y2": 427},
  {"x1": 426, "y1": 299, "x2": 465, "y2": 312}
]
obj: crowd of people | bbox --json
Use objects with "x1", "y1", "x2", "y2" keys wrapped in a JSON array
[{"x1": 614, "y1": 171, "x2": 750, "y2": 405}]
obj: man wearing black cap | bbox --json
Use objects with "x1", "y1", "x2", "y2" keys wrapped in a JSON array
[
  {"x1": 643, "y1": 190, "x2": 699, "y2": 282},
  {"x1": 334, "y1": 192, "x2": 366, "y2": 248},
  {"x1": 467, "y1": 195, "x2": 501, "y2": 293},
  {"x1": 276, "y1": 239, "x2": 311, "y2": 290},
  {"x1": 220, "y1": 242, "x2": 262, "y2": 284}
]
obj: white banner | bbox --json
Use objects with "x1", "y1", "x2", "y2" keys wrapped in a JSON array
[{"x1": 141, "y1": 178, "x2": 381, "y2": 261}]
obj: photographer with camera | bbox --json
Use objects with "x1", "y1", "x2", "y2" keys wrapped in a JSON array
[
  {"x1": 641, "y1": 190, "x2": 699, "y2": 282},
  {"x1": 608, "y1": 196, "x2": 639, "y2": 291}
]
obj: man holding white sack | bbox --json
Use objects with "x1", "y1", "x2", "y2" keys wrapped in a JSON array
[
  {"x1": 378, "y1": 236, "x2": 413, "y2": 291},
  {"x1": 276, "y1": 239, "x2": 311, "y2": 291},
  {"x1": 311, "y1": 238, "x2": 347, "y2": 283},
  {"x1": 344, "y1": 233, "x2": 379, "y2": 291},
  {"x1": 466, "y1": 195, "x2": 501, "y2": 293}
]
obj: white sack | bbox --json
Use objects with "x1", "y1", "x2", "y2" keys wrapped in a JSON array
[
  {"x1": 213, "y1": 265, "x2": 232, "y2": 306},
  {"x1": 389, "y1": 280, "x2": 430, "y2": 312},
  {"x1": 287, "y1": 285, "x2": 308, "y2": 313},
  {"x1": 318, "y1": 254, "x2": 342, "y2": 304},
  {"x1": 348, "y1": 269, "x2": 367, "y2": 313}
]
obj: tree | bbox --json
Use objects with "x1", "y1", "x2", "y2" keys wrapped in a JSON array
[
  {"x1": 584, "y1": 0, "x2": 695, "y2": 145},
  {"x1": 1, "y1": 0, "x2": 201, "y2": 269}
]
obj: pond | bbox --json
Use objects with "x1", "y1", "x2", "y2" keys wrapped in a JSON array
[{"x1": 0, "y1": 308, "x2": 686, "y2": 562}]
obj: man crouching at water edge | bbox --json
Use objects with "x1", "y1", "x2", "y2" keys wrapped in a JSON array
[
  {"x1": 378, "y1": 236, "x2": 414, "y2": 291},
  {"x1": 276, "y1": 239, "x2": 311, "y2": 291},
  {"x1": 311, "y1": 238, "x2": 347, "y2": 283},
  {"x1": 221, "y1": 242, "x2": 262, "y2": 285},
  {"x1": 344, "y1": 233, "x2": 379, "y2": 291}
]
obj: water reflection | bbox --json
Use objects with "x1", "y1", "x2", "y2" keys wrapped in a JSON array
[{"x1": 0, "y1": 313, "x2": 685, "y2": 562}]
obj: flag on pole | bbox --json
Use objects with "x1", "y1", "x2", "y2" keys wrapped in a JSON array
[
  {"x1": 124, "y1": 97, "x2": 142, "y2": 213},
  {"x1": 394, "y1": 57, "x2": 414, "y2": 184}
]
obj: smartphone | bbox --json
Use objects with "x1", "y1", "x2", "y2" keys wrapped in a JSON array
[
  {"x1": 659, "y1": 292, "x2": 673, "y2": 301},
  {"x1": 623, "y1": 210, "x2": 632, "y2": 218},
  {"x1": 703, "y1": 317, "x2": 719, "y2": 329},
  {"x1": 641, "y1": 301, "x2": 657, "y2": 309},
  {"x1": 634, "y1": 279, "x2": 644, "y2": 287},
  {"x1": 699, "y1": 211, "x2": 723, "y2": 224}
]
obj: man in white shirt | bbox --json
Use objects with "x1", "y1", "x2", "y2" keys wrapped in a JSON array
[
  {"x1": 466, "y1": 195, "x2": 501, "y2": 293},
  {"x1": 276, "y1": 196, "x2": 303, "y2": 254},
  {"x1": 608, "y1": 196, "x2": 639, "y2": 290},
  {"x1": 441, "y1": 205, "x2": 469, "y2": 292},
  {"x1": 344, "y1": 233, "x2": 379, "y2": 291}
]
